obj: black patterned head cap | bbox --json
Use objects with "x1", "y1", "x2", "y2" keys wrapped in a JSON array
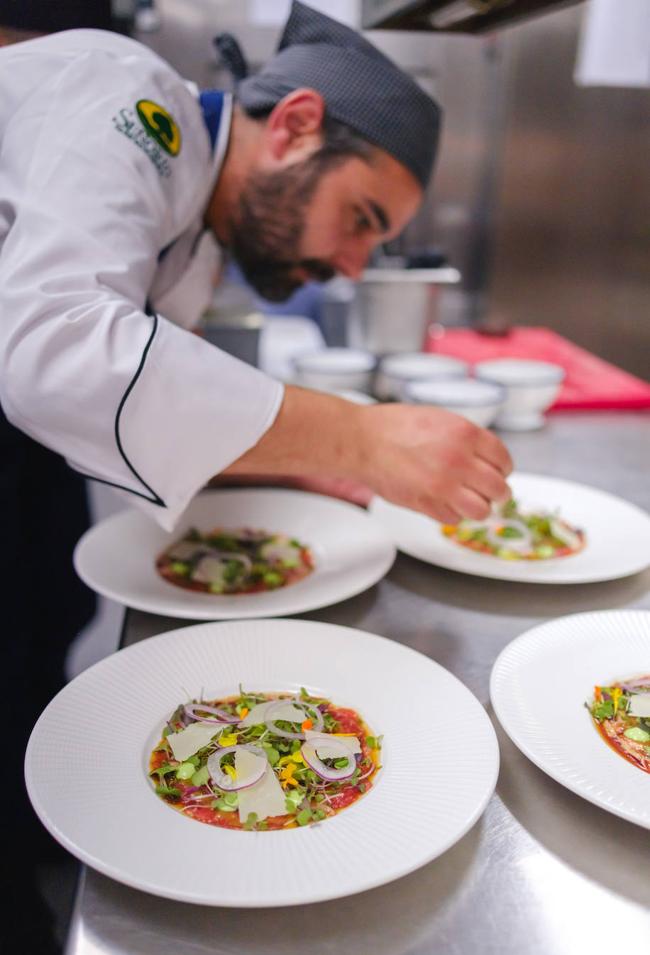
[{"x1": 237, "y1": 1, "x2": 441, "y2": 189}]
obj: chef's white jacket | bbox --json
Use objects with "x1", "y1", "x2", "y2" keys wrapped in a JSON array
[{"x1": 0, "y1": 29, "x2": 284, "y2": 529}]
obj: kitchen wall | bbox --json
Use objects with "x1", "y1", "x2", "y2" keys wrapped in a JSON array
[
  {"x1": 381, "y1": 4, "x2": 650, "y2": 380},
  {"x1": 485, "y1": 5, "x2": 650, "y2": 380},
  {"x1": 139, "y1": 0, "x2": 649, "y2": 379}
]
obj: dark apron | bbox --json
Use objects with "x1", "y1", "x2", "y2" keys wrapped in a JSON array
[{"x1": 0, "y1": 404, "x2": 96, "y2": 829}]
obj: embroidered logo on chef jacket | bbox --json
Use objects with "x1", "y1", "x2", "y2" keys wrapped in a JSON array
[
  {"x1": 112, "y1": 100, "x2": 181, "y2": 178},
  {"x1": 135, "y1": 100, "x2": 182, "y2": 156}
]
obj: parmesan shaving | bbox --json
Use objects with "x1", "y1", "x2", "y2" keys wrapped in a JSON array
[
  {"x1": 629, "y1": 694, "x2": 650, "y2": 718},
  {"x1": 236, "y1": 749, "x2": 286, "y2": 823},
  {"x1": 167, "y1": 722, "x2": 220, "y2": 762},
  {"x1": 239, "y1": 700, "x2": 307, "y2": 727}
]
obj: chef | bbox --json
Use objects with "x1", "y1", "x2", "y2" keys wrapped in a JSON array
[
  {"x1": 1, "y1": 4, "x2": 511, "y2": 949},
  {"x1": 0, "y1": 0, "x2": 512, "y2": 530}
]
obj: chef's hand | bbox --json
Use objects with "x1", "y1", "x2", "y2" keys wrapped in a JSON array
[
  {"x1": 223, "y1": 386, "x2": 512, "y2": 522},
  {"x1": 354, "y1": 402, "x2": 512, "y2": 523}
]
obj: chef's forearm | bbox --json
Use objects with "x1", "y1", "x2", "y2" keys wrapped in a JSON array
[
  {"x1": 223, "y1": 385, "x2": 367, "y2": 480},
  {"x1": 223, "y1": 384, "x2": 513, "y2": 525}
]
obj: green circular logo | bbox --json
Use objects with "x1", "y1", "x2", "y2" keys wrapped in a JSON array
[{"x1": 136, "y1": 100, "x2": 181, "y2": 156}]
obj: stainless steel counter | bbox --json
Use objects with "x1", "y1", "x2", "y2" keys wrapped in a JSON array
[{"x1": 66, "y1": 412, "x2": 650, "y2": 955}]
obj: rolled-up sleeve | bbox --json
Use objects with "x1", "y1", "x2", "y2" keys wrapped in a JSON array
[{"x1": 0, "y1": 47, "x2": 283, "y2": 530}]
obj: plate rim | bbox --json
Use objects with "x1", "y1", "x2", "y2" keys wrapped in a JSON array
[
  {"x1": 25, "y1": 617, "x2": 500, "y2": 906},
  {"x1": 73, "y1": 487, "x2": 397, "y2": 619},
  {"x1": 489, "y1": 608, "x2": 650, "y2": 829},
  {"x1": 369, "y1": 472, "x2": 650, "y2": 585}
]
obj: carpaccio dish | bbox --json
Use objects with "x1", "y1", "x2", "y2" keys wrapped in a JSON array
[
  {"x1": 587, "y1": 675, "x2": 650, "y2": 774},
  {"x1": 149, "y1": 688, "x2": 382, "y2": 830},
  {"x1": 157, "y1": 527, "x2": 314, "y2": 595},
  {"x1": 442, "y1": 499, "x2": 585, "y2": 561}
]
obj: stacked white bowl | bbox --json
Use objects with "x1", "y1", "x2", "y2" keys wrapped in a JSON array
[
  {"x1": 374, "y1": 352, "x2": 468, "y2": 401},
  {"x1": 399, "y1": 356, "x2": 565, "y2": 430},
  {"x1": 474, "y1": 359, "x2": 565, "y2": 430},
  {"x1": 404, "y1": 378, "x2": 506, "y2": 427},
  {"x1": 291, "y1": 348, "x2": 565, "y2": 432},
  {"x1": 292, "y1": 348, "x2": 376, "y2": 393}
]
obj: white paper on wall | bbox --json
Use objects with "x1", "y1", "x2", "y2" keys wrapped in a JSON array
[
  {"x1": 575, "y1": 0, "x2": 650, "y2": 88},
  {"x1": 249, "y1": 0, "x2": 360, "y2": 29}
]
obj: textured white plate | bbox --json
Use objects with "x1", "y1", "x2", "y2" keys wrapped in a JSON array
[
  {"x1": 25, "y1": 619, "x2": 499, "y2": 906},
  {"x1": 491, "y1": 609, "x2": 650, "y2": 828},
  {"x1": 74, "y1": 489, "x2": 395, "y2": 618},
  {"x1": 369, "y1": 472, "x2": 650, "y2": 584}
]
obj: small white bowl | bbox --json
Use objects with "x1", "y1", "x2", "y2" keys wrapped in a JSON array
[
  {"x1": 375, "y1": 352, "x2": 468, "y2": 401},
  {"x1": 404, "y1": 378, "x2": 506, "y2": 428},
  {"x1": 293, "y1": 348, "x2": 376, "y2": 393},
  {"x1": 474, "y1": 359, "x2": 565, "y2": 431}
]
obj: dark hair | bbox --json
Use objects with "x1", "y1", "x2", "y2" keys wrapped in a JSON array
[{"x1": 240, "y1": 101, "x2": 373, "y2": 170}]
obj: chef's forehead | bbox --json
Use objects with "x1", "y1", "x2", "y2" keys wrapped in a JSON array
[{"x1": 237, "y1": 1, "x2": 442, "y2": 191}]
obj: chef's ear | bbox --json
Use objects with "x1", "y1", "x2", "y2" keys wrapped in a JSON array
[{"x1": 263, "y1": 88, "x2": 326, "y2": 162}]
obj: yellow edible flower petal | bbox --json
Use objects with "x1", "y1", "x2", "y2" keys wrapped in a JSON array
[
  {"x1": 278, "y1": 752, "x2": 304, "y2": 766},
  {"x1": 281, "y1": 778, "x2": 299, "y2": 790},
  {"x1": 224, "y1": 764, "x2": 236, "y2": 780},
  {"x1": 219, "y1": 734, "x2": 238, "y2": 747}
]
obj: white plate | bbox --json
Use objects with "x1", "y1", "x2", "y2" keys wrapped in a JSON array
[
  {"x1": 369, "y1": 472, "x2": 650, "y2": 584},
  {"x1": 74, "y1": 489, "x2": 396, "y2": 618},
  {"x1": 490, "y1": 609, "x2": 650, "y2": 828},
  {"x1": 25, "y1": 619, "x2": 499, "y2": 906}
]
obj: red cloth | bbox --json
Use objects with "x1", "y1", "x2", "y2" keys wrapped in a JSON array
[{"x1": 425, "y1": 326, "x2": 650, "y2": 411}]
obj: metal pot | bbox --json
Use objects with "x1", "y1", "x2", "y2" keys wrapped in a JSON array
[{"x1": 344, "y1": 267, "x2": 461, "y2": 355}]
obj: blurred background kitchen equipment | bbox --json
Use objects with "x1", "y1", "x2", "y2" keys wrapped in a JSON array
[
  {"x1": 475, "y1": 358, "x2": 565, "y2": 430},
  {"x1": 258, "y1": 316, "x2": 326, "y2": 381},
  {"x1": 293, "y1": 347, "x2": 376, "y2": 393},
  {"x1": 201, "y1": 304, "x2": 264, "y2": 368},
  {"x1": 200, "y1": 272, "x2": 265, "y2": 367},
  {"x1": 403, "y1": 377, "x2": 506, "y2": 426},
  {"x1": 375, "y1": 351, "x2": 468, "y2": 400},
  {"x1": 346, "y1": 265, "x2": 462, "y2": 355},
  {"x1": 361, "y1": 0, "x2": 584, "y2": 33}
]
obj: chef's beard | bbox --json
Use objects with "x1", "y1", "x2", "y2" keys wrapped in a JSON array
[{"x1": 228, "y1": 158, "x2": 336, "y2": 302}]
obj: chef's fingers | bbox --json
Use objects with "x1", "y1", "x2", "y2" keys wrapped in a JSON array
[
  {"x1": 430, "y1": 502, "x2": 463, "y2": 525},
  {"x1": 465, "y1": 456, "x2": 512, "y2": 506},
  {"x1": 448, "y1": 485, "x2": 494, "y2": 521},
  {"x1": 475, "y1": 428, "x2": 513, "y2": 477}
]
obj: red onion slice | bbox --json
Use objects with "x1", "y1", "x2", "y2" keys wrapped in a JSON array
[
  {"x1": 184, "y1": 703, "x2": 240, "y2": 725},
  {"x1": 264, "y1": 699, "x2": 324, "y2": 739},
  {"x1": 301, "y1": 738, "x2": 357, "y2": 781},
  {"x1": 207, "y1": 745, "x2": 268, "y2": 792}
]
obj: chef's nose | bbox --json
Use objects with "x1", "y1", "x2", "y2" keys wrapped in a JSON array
[{"x1": 333, "y1": 241, "x2": 373, "y2": 280}]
